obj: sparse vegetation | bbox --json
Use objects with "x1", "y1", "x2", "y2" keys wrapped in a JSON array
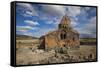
[
  {"x1": 80, "y1": 38, "x2": 96, "y2": 42},
  {"x1": 16, "y1": 35, "x2": 97, "y2": 65},
  {"x1": 80, "y1": 38, "x2": 96, "y2": 45}
]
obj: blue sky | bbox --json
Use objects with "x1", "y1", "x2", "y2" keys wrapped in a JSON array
[{"x1": 16, "y1": 3, "x2": 97, "y2": 38}]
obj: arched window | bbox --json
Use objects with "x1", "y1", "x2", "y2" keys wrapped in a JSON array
[
  {"x1": 63, "y1": 44, "x2": 66, "y2": 47},
  {"x1": 60, "y1": 34, "x2": 63, "y2": 39},
  {"x1": 60, "y1": 33, "x2": 66, "y2": 40},
  {"x1": 64, "y1": 34, "x2": 66, "y2": 39},
  {"x1": 73, "y1": 37, "x2": 75, "y2": 41}
]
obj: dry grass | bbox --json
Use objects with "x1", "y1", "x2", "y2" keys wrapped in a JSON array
[{"x1": 16, "y1": 39, "x2": 97, "y2": 65}]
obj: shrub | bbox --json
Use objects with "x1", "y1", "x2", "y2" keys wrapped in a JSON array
[{"x1": 55, "y1": 47, "x2": 68, "y2": 54}]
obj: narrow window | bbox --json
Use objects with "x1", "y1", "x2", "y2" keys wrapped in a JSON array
[
  {"x1": 63, "y1": 44, "x2": 66, "y2": 47},
  {"x1": 73, "y1": 37, "x2": 75, "y2": 41},
  {"x1": 60, "y1": 34, "x2": 63, "y2": 39},
  {"x1": 60, "y1": 33, "x2": 66, "y2": 39},
  {"x1": 64, "y1": 34, "x2": 66, "y2": 39}
]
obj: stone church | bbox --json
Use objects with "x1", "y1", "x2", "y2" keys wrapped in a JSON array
[{"x1": 39, "y1": 15, "x2": 80, "y2": 51}]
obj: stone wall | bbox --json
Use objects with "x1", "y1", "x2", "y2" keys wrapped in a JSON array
[{"x1": 43, "y1": 30, "x2": 80, "y2": 51}]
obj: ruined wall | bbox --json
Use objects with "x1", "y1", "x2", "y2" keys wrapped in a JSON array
[
  {"x1": 44, "y1": 30, "x2": 80, "y2": 50},
  {"x1": 45, "y1": 32, "x2": 58, "y2": 50},
  {"x1": 39, "y1": 16, "x2": 80, "y2": 51}
]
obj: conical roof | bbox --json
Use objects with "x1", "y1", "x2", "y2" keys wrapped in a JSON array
[{"x1": 60, "y1": 15, "x2": 71, "y2": 25}]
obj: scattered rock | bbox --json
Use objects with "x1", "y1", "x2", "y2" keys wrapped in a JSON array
[{"x1": 34, "y1": 49, "x2": 44, "y2": 54}]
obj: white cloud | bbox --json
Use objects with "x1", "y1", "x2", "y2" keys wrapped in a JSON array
[
  {"x1": 71, "y1": 20, "x2": 78, "y2": 27},
  {"x1": 41, "y1": 5, "x2": 66, "y2": 17},
  {"x1": 84, "y1": 7, "x2": 91, "y2": 11},
  {"x1": 17, "y1": 26, "x2": 39, "y2": 31},
  {"x1": 85, "y1": 16, "x2": 96, "y2": 33},
  {"x1": 17, "y1": 3, "x2": 38, "y2": 17},
  {"x1": 40, "y1": 5, "x2": 82, "y2": 18},
  {"x1": 17, "y1": 3, "x2": 82, "y2": 18},
  {"x1": 17, "y1": 3, "x2": 32, "y2": 9},
  {"x1": 16, "y1": 4, "x2": 96, "y2": 38},
  {"x1": 66, "y1": 6, "x2": 81, "y2": 17},
  {"x1": 44, "y1": 17, "x2": 60, "y2": 25},
  {"x1": 24, "y1": 20, "x2": 39, "y2": 26},
  {"x1": 16, "y1": 25, "x2": 39, "y2": 36},
  {"x1": 17, "y1": 26, "x2": 32, "y2": 30},
  {"x1": 40, "y1": 5, "x2": 82, "y2": 26},
  {"x1": 17, "y1": 30, "x2": 34, "y2": 36},
  {"x1": 42, "y1": 5, "x2": 81, "y2": 17},
  {"x1": 22, "y1": 32, "x2": 34, "y2": 36},
  {"x1": 45, "y1": 20, "x2": 54, "y2": 24},
  {"x1": 76, "y1": 16, "x2": 96, "y2": 38},
  {"x1": 31, "y1": 26, "x2": 56, "y2": 37}
]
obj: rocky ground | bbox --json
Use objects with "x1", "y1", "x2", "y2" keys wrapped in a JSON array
[{"x1": 16, "y1": 45, "x2": 96, "y2": 65}]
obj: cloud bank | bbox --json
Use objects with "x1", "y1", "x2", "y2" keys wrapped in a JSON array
[{"x1": 16, "y1": 3, "x2": 97, "y2": 38}]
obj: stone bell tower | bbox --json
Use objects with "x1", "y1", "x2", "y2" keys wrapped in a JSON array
[{"x1": 59, "y1": 15, "x2": 72, "y2": 30}]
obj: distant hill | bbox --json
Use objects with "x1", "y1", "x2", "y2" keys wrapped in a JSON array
[
  {"x1": 80, "y1": 34, "x2": 96, "y2": 38},
  {"x1": 80, "y1": 38, "x2": 96, "y2": 45},
  {"x1": 16, "y1": 34, "x2": 38, "y2": 40}
]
